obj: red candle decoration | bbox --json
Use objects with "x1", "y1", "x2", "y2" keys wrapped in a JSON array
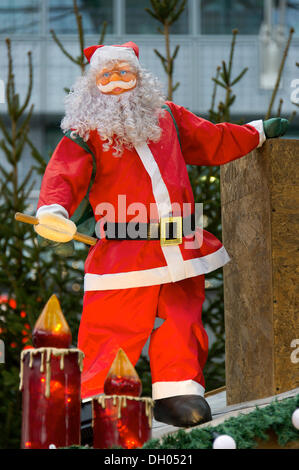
[
  {"x1": 93, "y1": 348, "x2": 154, "y2": 449},
  {"x1": 32, "y1": 294, "x2": 72, "y2": 348},
  {"x1": 104, "y1": 348, "x2": 142, "y2": 397},
  {"x1": 20, "y1": 295, "x2": 84, "y2": 449}
]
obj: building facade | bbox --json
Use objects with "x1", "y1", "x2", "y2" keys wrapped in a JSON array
[{"x1": 0, "y1": 0, "x2": 298, "y2": 198}]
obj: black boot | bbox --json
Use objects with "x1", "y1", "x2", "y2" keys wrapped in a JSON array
[{"x1": 154, "y1": 395, "x2": 212, "y2": 428}]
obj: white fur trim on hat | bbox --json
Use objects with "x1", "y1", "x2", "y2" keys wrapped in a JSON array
[{"x1": 90, "y1": 46, "x2": 140, "y2": 70}]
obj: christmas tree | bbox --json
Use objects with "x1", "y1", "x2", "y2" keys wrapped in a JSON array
[{"x1": 0, "y1": 38, "x2": 87, "y2": 449}]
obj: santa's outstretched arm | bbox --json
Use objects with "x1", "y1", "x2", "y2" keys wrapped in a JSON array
[
  {"x1": 166, "y1": 101, "x2": 288, "y2": 167},
  {"x1": 35, "y1": 135, "x2": 94, "y2": 243}
]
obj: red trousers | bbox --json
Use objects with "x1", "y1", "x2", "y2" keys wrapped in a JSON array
[{"x1": 78, "y1": 275, "x2": 208, "y2": 400}]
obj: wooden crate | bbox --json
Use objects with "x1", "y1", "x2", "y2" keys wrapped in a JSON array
[{"x1": 220, "y1": 139, "x2": 299, "y2": 405}]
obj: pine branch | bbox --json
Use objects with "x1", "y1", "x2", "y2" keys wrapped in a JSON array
[
  {"x1": 289, "y1": 110, "x2": 297, "y2": 122},
  {"x1": 50, "y1": 29, "x2": 79, "y2": 66},
  {"x1": 16, "y1": 104, "x2": 34, "y2": 140},
  {"x1": 51, "y1": 1, "x2": 107, "y2": 76},
  {"x1": 209, "y1": 66, "x2": 221, "y2": 120},
  {"x1": 228, "y1": 29, "x2": 238, "y2": 77},
  {"x1": 16, "y1": 52, "x2": 33, "y2": 119},
  {"x1": 230, "y1": 67, "x2": 248, "y2": 87},
  {"x1": 265, "y1": 27, "x2": 295, "y2": 120},
  {"x1": 212, "y1": 78, "x2": 227, "y2": 89},
  {"x1": 0, "y1": 115, "x2": 12, "y2": 144},
  {"x1": 277, "y1": 98, "x2": 283, "y2": 117},
  {"x1": 98, "y1": 20, "x2": 107, "y2": 45},
  {"x1": 5, "y1": 38, "x2": 16, "y2": 119},
  {"x1": 169, "y1": 0, "x2": 187, "y2": 25}
]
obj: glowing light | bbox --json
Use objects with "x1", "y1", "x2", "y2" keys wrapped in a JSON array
[
  {"x1": 10, "y1": 342, "x2": 17, "y2": 348},
  {"x1": 104, "y1": 348, "x2": 142, "y2": 397},
  {"x1": 50, "y1": 380, "x2": 63, "y2": 393},
  {"x1": 41, "y1": 378, "x2": 45, "y2": 383},
  {"x1": 20, "y1": 311, "x2": 26, "y2": 318},
  {"x1": 32, "y1": 295, "x2": 72, "y2": 348},
  {"x1": 8, "y1": 299, "x2": 17, "y2": 309},
  {"x1": 292, "y1": 409, "x2": 299, "y2": 430},
  {"x1": 125, "y1": 438, "x2": 139, "y2": 449},
  {"x1": 213, "y1": 434, "x2": 236, "y2": 449},
  {"x1": 22, "y1": 338, "x2": 29, "y2": 344},
  {"x1": 25, "y1": 441, "x2": 31, "y2": 448}
]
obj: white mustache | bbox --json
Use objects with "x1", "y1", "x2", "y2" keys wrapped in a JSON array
[{"x1": 97, "y1": 79, "x2": 137, "y2": 93}]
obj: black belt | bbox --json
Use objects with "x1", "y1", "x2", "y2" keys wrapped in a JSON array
[{"x1": 104, "y1": 214, "x2": 196, "y2": 246}]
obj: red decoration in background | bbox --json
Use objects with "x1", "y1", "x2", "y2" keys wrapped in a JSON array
[
  {"x1": 93, "y1": 348, "x2": 154, "y2": 449},
  {"x1": 0, "y1": 295, "x2": 31, "y2": 348},
  {"x1": 20, "y1": 295, "x2": 84, "y2": 449}
]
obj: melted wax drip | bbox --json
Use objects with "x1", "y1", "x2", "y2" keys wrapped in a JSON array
[{"x1": 32, "y1": 295, "x2": 72, "y2": 348}]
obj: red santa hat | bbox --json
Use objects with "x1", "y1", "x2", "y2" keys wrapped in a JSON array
[{"x1": 84, "y1": 42, "x2": 140, "y2": 70}]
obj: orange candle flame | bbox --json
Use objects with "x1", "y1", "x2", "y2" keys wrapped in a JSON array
[
  {"x1": 32, "y1": 295, "x2": 72, "y2": 348},
  {"x1": 104, "y1": 348, "x2": 142, "y2": 397}
]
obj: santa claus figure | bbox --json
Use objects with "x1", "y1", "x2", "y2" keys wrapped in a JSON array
[{"x1": 35, "y1": 42, "x2": 287, "y2": 428}]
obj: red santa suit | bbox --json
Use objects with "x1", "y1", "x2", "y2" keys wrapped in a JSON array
[{"x1": 36, "y1": 98, "x2": 265, "y2": 400}]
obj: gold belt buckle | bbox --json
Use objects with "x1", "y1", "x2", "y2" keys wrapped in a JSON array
[{"x1": 160, "y1": 216, "x2": 183, "y2": 247}]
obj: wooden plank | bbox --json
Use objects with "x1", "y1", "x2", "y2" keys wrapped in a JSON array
[
  {"x1": 204, "y1": 386, "x2": 226, "y2": 398},
  {"x1": 220, "y1": 139, "x2": 299, "y2": 405}
]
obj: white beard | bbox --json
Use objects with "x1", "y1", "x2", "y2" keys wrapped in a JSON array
[{"x1": 61, "y1": 66, "x2": 166, "y2": 156}]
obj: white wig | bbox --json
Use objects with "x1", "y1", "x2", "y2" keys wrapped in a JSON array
[{"x1": 61, "y1": 57, "x2": 166, "y2": 156}]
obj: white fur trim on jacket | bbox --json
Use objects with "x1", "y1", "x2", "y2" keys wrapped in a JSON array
[
  {"x1": 247, "y1": 119, "x2": 266, "y2": 148},
  {"x1": 36, "y1": 203, "x2": 69, "y2": 220},
  {"x1": 84, "y1": 246, "x2": 231, "y2": 291},
  {"x1": 152, "y1": 380, "x2": 205, "y2": 400},
  {"x1": 90, "y1": 46, "x2": 140, "y2": 71}
]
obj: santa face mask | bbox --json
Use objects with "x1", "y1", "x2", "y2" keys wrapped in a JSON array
[{"x1": 96, "y1": 61, "x2": 137, "y2": 96}]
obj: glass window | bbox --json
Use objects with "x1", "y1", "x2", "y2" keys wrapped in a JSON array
[
  {"x1": 49, "y1": 0, "x2": 113, "y2": 35},
  {"x1": 282, "y1": 0, "x2": 299, "y2": 37},
  {"x1": 0, "y1": 0, "x2": 40, "y2": 35},
  {"x1": 126, "y1": 0, "x2": 189, "y2": 34},
  {"x1": 201, "y1": 0, "x2": 263, "y2": 35}
]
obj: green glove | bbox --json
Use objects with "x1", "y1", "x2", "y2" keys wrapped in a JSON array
[
  {"x1": 263, "y1": 118, "x2": 289, "y2": 138},
  {"x1": 37, "y1": 234, "x2": 75, "y2": 258}
]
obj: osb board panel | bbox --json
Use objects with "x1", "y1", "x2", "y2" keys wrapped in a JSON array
[
  {"x1": 220, "y1": 139, "x2": 299, "y2": 205},
  {"x1": 220, "y1": 139, "x2": 299, "y2": 405},
  {"x1": 270, "y1": 139, "x2": 299, "y2": 186},
  {"x1": 220, "y1": 144, "x2": 271, "y2": 205},
  {"x1": 222, "y1": 189, "x2": 274, "y2": 404},
  {"x1": 271, "y1": 188, "x2": 299, "y2": 394}
]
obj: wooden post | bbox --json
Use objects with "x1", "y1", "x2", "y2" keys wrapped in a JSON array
[{"x1": 220, "y1": 139, "x2": 299, "y2": 405}]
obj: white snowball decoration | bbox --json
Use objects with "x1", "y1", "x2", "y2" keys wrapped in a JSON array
[
  {"x1": 49, "y1": 444, "x2": 57, "y2": 449},
  {"x1": 213, "y1": 434, "x2": 237, "y2": 449},
  {"x1": 291, "y1": 409, "x2": 299, "y2": 430}
]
